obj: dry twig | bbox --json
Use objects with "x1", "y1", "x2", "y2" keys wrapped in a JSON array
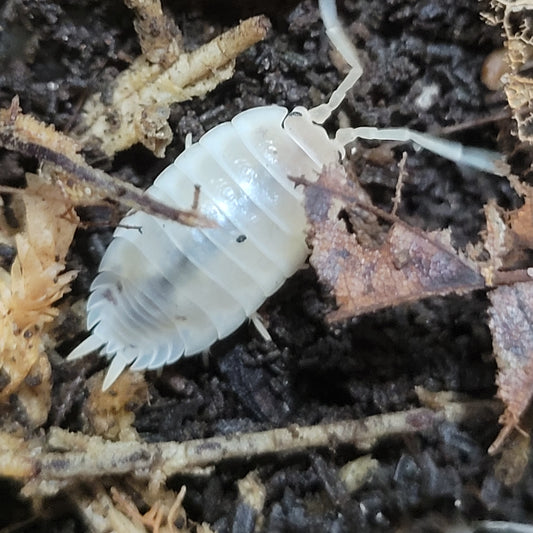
[
  {"x1": 79, "y1": 12, "x2": 271, "y2": 156},
  {"x1": 10, "y1": 399, "x2": 500, "y2": 497},
  {"x1": 0, "y1": 97, "x2": 213, "y2": 227}
]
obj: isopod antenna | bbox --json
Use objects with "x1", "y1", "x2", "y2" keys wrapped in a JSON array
[{"x1": 312, "y1": 0, "x2": 504, "y2": 175}]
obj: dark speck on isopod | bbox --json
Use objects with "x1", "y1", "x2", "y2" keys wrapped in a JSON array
[{"x1": 102, "y1": 288, "x2": 118, "y2": 305}]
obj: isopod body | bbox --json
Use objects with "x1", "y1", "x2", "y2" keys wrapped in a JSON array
[{"x1": 70, "y1": 105, "x2": 340, "y2": 389}]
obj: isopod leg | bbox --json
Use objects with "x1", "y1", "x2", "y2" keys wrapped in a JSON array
[
  {"x1": 250, "y1": 312, "x2": 272, "y2": 342},
  {"x1": 309, "y1": 0, "x2": 363, "y2": 124}
]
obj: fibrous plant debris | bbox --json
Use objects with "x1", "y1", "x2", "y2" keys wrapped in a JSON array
[
  {"x1": 484, "y1": 1, "x2": 533, "y2": 142},
  {"x1": 0, "y1": 173, "x2": 78, "y2": 425},
  {"x1": 78, "y1": 0, "x2": 271, "y2": 157},
  {"x1": 73, "y1": 484, "x2": 214, "y2": 533},
  {"x1": 71, "y1": 483, "x2": 212, "y2": 533}
]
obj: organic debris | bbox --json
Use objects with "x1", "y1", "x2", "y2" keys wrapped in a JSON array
[
  {"x1": 484, "y1": 1, "x2": 533, "y2": 142},
  {"x1": 73, "y1": 484, "x2": 215, "y2": 533},
  {"x1": 125, "y1": 0, "x2": 181, "y2": 66},
  {"x1": 0, "y1": 98, "x2": 212, "y2": 227},
  {"x1": 507, "y1": 190, "x2": 533, "y2": 250},
  {"x1": 482, "y1": 182, "x2": 533, "y2": 464},
  {"x1": 83, "y1": 370, "x2": 149, "y2": 441},
  {"x1": 303, "y1": 162, "x2": 533, "y2": 470},
  {"x1": 234, "y1": 472, "x2": 266, "y2": 531},
  {"x1": 303, "y1": 164, "x2": 486, "y2": 322},
  {"x1": 481, "y1": 48, "x2": 507, "y2": 91},
  {"x1": 79, "y1": 0, "x2": 271, "y2": 157},
  {"x1": 0, "y1": 174, "x2": 78, "y2": 424},
  {"x1": 0, "y1": 432, "x2": 36, "y2": 479},
  {"x1": 488, "y1": 283, "x2": 533, "y2": 455}
]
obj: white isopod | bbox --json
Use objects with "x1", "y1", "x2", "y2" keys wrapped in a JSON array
[{"x1": 69, "y1": 0, "x2": 503, "y2": 390}]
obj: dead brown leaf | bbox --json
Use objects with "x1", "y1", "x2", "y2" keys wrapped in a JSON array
[
  {"x1": 305, "y1": 165, "x2": 533, "y2": 466},
  {"x1": 304, "y1": 164, "x2": 486, "y2": 322},
  {"x1": 488, "y1": 282, "x2": 533, "y2": 454},
  {"x1": 474, "y1": 155, "x2": 533, "y2": 466}
]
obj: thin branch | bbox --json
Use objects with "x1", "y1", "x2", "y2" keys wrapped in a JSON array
[
  {"x1": 18, "y1": 399, "x2": 500, "y2": 497},
  {"x1": 0, "y1": 98, "x2": 214, "y2": 228}
]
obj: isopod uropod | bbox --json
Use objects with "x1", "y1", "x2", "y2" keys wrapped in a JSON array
[{"x1": 69, "y1": 0, "x2": 503, "y2": 389}]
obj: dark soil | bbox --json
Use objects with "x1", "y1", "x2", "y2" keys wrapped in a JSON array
[{"x1": 1, "y1": 0, "x2": 531, "y2": 531}]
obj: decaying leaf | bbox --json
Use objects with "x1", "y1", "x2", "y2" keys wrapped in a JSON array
[
  {"x1": 303, "y1": 161, "x2": 533, "y2": 469},
  {"x1": 304, "y1": 164, "x2": 533, "y2": 464},
  {"x1": 79, "y1": 4, "x2": 271, "y2": 157},
  {"x1": 0, "y1": 174, "x2": 78, "y2": 421},
  {"x1": 304, "y1": 164, "x2": 486, "y2": 322},
  {"x1": 481, "y1": 181, "x2": 533, "y2": 462},
  {"x1": 488, "y1": 282, "x2": 533, "y2": 454}
]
